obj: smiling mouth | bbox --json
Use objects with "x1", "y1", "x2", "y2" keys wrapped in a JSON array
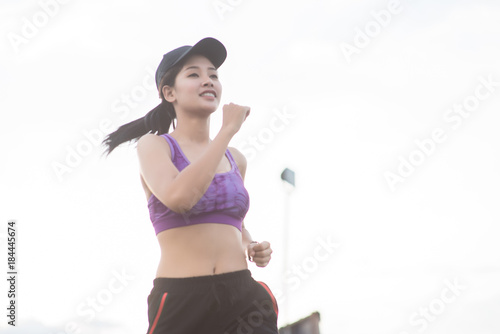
[{"x1": 200, "y1": 91, "x2": 216, "y2": 98}]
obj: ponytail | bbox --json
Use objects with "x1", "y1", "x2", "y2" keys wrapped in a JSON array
[
  {"x1": 101, "y1": 60, "x2": 185, "y2": 157},
  {"x1": 100, "y1": 100, "x2": 176, "y2": 156}
]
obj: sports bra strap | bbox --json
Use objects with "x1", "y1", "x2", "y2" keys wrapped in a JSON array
[
  {"x1": 225, "y1": 148, "x2": 237, "y2": 170},
  {"x1": 161, "y1": 134, "x2": 176, "y2": 160}
]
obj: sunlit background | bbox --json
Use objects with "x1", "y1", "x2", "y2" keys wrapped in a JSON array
[{"x1": 1, "y1": 0, "x2": 500, "y2": 333}]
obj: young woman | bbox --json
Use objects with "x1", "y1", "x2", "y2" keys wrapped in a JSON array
[{"x1": 102, "y1": 37, "x2": 279, "y2": 334}]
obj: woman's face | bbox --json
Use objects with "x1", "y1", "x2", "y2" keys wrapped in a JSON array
[{"x1": 163, "y1": 54, "x2": 222, "y2": 115}]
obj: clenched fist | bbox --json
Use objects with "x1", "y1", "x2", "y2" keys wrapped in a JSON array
[
  {"x1": 247, "y1": 241, "x2": 272, "y2": 267},
  {"x1": 221, "y1": 103, "x2": 250, "y2": 136}
]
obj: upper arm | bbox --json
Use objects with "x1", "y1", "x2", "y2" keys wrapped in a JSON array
[{"x1": 136, "y1": 133, "x2": 180, "y2": 209}]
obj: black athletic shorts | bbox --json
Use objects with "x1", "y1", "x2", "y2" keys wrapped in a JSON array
[{"x1": 146, "y1": 269, "x2": 279, "y2": 334}]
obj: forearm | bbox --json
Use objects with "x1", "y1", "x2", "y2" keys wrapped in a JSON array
[
  {"x1": 242, "y1": 225, "x2": 253, "y2": 249},
  {"x1": 169, "y1": 128, "x2": 234, "y2": 212}
]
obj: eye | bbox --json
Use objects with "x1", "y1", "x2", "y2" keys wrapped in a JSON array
[
  {"x1": 188, "y1": 73, "x2": 199, "y2": 77},
  {"x1": 210, "y1": 74, "x2": 218, "y2": 79}
]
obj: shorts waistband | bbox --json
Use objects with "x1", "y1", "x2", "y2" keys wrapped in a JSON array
[{"x1": 152, "y1": 269, "x2": 253, "y2": 294}]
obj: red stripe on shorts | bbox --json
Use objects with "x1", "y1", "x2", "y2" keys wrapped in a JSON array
[
  {"x1": 148, "y1": 292, "x2": 168, "y2": 334},
  {"x1": 257, "y1": 281, "x2": 279, "y2": 316}
]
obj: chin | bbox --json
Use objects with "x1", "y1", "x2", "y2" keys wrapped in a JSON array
[
  {"x1": 202, "y1": 102, "x2": 220, "y2": 113},
  {"x1": 197, "y1": 105, "x2": 219, "y2": 115}
]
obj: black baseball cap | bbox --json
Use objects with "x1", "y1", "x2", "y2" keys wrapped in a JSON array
[{"x1": 155, "y1": 37, "x2": 227, "y2": 89}]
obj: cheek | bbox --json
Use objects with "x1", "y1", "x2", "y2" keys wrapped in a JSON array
[
  {"x1": 215, "y1": 82, "x2": 223, "y2": 95},
  {"x1": 177, "y1": 82, "x2": 199, "y2": 100}
]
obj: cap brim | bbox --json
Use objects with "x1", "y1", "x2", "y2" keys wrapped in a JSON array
[{"x1": 183, "y1": 37, "x2": 227, "y2": 69}]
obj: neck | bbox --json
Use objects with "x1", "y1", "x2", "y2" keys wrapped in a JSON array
[{"x1": 170, "y1": 108, "x2": 212, "y2": 145}]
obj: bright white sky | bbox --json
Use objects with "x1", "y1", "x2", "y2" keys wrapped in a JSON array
[{"x1": 1, "y1": 0, "x2": 500, "y2": 333}]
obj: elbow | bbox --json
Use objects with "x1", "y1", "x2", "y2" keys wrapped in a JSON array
[{"x1": 157, "y1": 190, "x2": 195, "y2": 214}]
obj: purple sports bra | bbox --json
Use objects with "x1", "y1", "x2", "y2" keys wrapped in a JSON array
[{"x1": 147, "y1": 133, "x2": 250, "y2": 235}]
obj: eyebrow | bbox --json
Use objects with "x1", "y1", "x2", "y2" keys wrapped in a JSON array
[{"x1": 184, "y1": 66, "x2": 217, "y2": 71}]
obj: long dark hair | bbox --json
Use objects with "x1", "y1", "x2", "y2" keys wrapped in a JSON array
[{"x1": 101, "y1": 60, "x2": 186, "y2": 156}]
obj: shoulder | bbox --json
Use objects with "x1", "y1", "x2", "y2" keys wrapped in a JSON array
[
  {"x1": 228, "y1": 146, "x2": 247, "y2": 179},
  {"x1": 136, "y1": 133, "x2": 171, "y2": 157},
  {"x1": 137, "y1": 133, "x2": 161, "y2": 145}
]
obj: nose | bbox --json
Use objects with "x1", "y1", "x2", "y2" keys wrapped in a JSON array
[{"x1": 202, "y1": 75, "x2": 214, "y2": 87}]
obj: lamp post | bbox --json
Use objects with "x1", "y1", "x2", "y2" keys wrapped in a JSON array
[{"x1": 280, "y1": 168, "x2": 295, "y2": 324}]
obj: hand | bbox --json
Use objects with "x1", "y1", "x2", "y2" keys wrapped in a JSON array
[
  {"x1": 247, "y1": 241, "x2": 272, "y2": 267},
  {"x1": 222, "y1": 103, "x2": 250, "y2": 135}
]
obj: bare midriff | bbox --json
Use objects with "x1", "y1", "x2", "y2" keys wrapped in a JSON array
[{"x1": 155, "y1": 223, "x2": 248, "y2": 278}]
